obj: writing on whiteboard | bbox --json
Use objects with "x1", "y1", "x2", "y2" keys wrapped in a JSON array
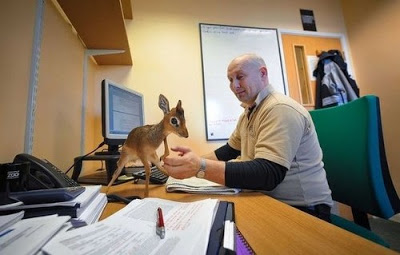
[
  {"x1": 209, "y1": 119, "x2": 237, "y2": 125},
  {"x1": 200, "y1": 23, "x2": 286, "y2": 140}
]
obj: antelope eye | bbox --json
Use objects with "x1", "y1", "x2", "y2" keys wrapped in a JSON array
[{"x1": 170, "y1": 117, "x2": 179, "y2": 127}]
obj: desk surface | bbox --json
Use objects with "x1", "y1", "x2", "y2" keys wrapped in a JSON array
[{"x1": 101, "y1": 182, "x2": 396, "y2": 254}]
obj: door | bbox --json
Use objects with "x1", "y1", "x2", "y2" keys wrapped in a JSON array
[
  {"x1": 282, "y1": 34, "x2": 355, "y2": 220},
  {"x1": 281, "y1": 34, "x2": 344, "y2": 110}
]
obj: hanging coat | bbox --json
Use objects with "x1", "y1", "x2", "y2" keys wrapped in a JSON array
[{"x1": 313, "y1": 50, "x2": 360, "y2": 108}]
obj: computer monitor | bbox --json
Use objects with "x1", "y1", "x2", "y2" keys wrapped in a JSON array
[{"x1": 101, "y1": 79, "x2": 144, "y2": 154}]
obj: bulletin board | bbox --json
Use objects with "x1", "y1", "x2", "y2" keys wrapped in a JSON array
[{"x1": 199, "y1": 23, "x2": 286, "y2": 140}]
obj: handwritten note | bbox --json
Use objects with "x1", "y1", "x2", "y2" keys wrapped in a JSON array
[
  {"x1": 43, "y1": 198, "x2": 218, "y2": 255},
  {"x1": 200, "y1": 24, "x2": 286, "y2": 140}
]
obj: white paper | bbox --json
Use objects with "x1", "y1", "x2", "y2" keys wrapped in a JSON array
[
  {"x1": 0, "y1": 211, "x2": 24, "y2": 232},
  {"x1": 0, "y1": 215, "x2": 70, "y2": 255},
  {"x1": 223, "y1": 221, "x2": 235, "y2": 251},
  {"x1": 0, "y1": 200, "x2": 23, "y2": 209},
  {"x1": 43, "y1": 198, "x2": 218, "y2": 255},
  {"x1": 78, "y1": 193, "x2": 107, "y2": 224},
  {"x1": 307, "y1": 55, "x2": 319, "y2": 81},
  {"x1": 166, "y1": 176, "x2": 241, "y2": 195}
]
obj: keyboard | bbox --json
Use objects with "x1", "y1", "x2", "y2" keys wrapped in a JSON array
[{"x1": 132, "y1": 166, "x2": 169, "y2": 184}]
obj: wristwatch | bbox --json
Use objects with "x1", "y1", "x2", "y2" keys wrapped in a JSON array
[{"x1": 196, "y1": 158, "x2": 207, "y2": 178}]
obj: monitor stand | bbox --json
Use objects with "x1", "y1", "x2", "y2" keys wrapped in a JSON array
[
  {"x1": 100, "y1": 145, "x2": 121, "y2": 179},
  {"x1": 93, "y1": 144, "x2": 121, "y2": 177},
  {"x1": 94, "y1": 145, "x2": 120, "y2": 156},
  {"x1": 72, "y1": 145, "x2": 125, "y2": 184}
]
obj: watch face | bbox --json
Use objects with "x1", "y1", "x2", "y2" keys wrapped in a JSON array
[{"x1": 196, "y1": 170, "x2": 205, "y2": 178}]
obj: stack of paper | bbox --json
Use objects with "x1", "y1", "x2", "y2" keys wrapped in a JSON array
[
  {"x1": 0, "y1": 211, "x2": 24, "y2": 232},
  {"x1": 0, "y1": 214, "x2": 70, "y2": 255},
  {"x1": 78, "y1": 192, "x2": 107, "y2": 224},
  {"x1": 0, "y1": 185, "x2": 106, "y2": 223},
  {"x1": 165, "y1": 176, "x2": 241, "y2": 195},
  {"x1": 42, "y1": 198, "x2": 219, "y2": 255},
  {"x1": 0, "y1": 186, "x2": 108, "y2": 254},
  {"x1": 72, "y1": 186, "x2": 106, "y2": 222}
]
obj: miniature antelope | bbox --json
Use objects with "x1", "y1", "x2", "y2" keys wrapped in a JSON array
[{"x1": 106, "y1": 94, "x2": 189, "y2": 197}]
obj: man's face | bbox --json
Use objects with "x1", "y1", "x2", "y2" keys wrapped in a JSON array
[{"x1": 227, "y1": 59, "x2": 265, "y2": 105}]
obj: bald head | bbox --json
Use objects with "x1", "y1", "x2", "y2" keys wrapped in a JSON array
[
  {"x1": 227, "y1": 54, "x2": 269, "y2": 105},
  {"x1": 228, "y1": 54, "x2": 267, "y2": 71}
]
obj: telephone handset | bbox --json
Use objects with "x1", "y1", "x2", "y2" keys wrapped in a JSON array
[{"x1": 13, "y1": 153, "x2": 79, "y2": 190}]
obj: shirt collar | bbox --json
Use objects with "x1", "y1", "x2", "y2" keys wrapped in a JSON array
[{"x1": 241, "y1": 85, "x2": 274, "y2": 110}]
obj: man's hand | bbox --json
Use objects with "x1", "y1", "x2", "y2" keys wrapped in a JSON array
[{"x1": 163, "y1": 146, "x2": 201, "y2": 179}]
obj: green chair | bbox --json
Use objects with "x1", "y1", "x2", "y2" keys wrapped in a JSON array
[{"x1": 310, "y1": 95, "x2": 400, "y2": 247}]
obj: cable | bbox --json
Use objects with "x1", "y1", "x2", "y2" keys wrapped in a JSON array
[
  {"x1": 106, "y1": 194, "x2": 141, "y2": 204},
  {"x1": 95, "y1": 160, "x2": 105, "y2": 172},
  {"x1": 65, "y1": 142, "x2": 105, "y2": 175}
]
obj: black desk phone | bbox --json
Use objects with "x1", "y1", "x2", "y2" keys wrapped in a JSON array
[{"x1": 13, "y1": 153, "x2": 79, "y2": 190}]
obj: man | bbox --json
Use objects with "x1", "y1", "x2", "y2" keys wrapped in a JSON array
[{"x1": 163, "y1": 53, "x2": 333, "y2": 222}]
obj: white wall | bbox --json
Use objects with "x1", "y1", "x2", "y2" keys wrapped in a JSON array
[{"x1": 94, "y1": 0, "x2": 349, "y2": 157}]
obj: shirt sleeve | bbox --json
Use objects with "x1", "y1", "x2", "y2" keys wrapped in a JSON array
[
  {"x1": 254, "y1": 104, "x2": 306, "y2": 169},
  {"x1": 227, "y1": 112, "x2": 246, "y2": 151},
  {"x1": 214, "y1": 143, "x2": 241, "y2": 161},
  {"x1": 225, "y1": 158, "x2": 287, "y2": 191}
]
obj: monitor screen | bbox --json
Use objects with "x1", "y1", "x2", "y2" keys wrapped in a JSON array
[{"x1": 101, "y1": 79, "x2": 144, "y2": 149}]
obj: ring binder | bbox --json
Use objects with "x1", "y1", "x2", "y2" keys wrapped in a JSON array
[
  {"x1": 207, "y1": 201, "x2": 255, "y2": 255},
  {"x1": 235, "y1": 227, "x2": 255, "y2": 255}
]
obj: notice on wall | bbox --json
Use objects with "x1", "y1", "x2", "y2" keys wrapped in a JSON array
[
  {"x1": 300, "y1": 9, "x2": 317, "y2": 32},
  {"x1": 307, "y1": 55, "x2": 319, "y2": 81}
]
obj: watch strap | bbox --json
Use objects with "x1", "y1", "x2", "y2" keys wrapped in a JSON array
[{"x1": 196, "y1": 158, "x2": 206, "y2": 178}]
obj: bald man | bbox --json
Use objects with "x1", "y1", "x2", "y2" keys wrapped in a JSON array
[{"x1": 164, "y1": 54, "x2": 333, "y2": 222}]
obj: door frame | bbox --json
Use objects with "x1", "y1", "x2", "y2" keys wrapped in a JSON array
[{"x1": 278, "y1": 29, "x2": 354, "y2": 97}]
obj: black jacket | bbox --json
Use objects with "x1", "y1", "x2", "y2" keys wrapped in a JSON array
[{"x1": 313, "y1": 50, "x2": 360, "y2": 109}]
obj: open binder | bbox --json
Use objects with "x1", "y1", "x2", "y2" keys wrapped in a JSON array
[{"x1": 207, "y1": 201, "x2": 255, "y2": 255}]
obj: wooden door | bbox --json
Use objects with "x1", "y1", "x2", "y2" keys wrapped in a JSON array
[
  {"x1": 282, "y1": 34, "x2": 355, "y2": 220},
  {"x1": 281, "y1": 34, "x2": 343, "y2": 110}
]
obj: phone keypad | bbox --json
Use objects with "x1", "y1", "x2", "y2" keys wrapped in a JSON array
[{"x1": 43, "y1": 159, "x2": 80, "y2": 187}]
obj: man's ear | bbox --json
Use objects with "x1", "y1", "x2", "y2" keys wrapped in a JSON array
[{"x1": 260, "y1": 66, "x2": 268, "y2": 78}]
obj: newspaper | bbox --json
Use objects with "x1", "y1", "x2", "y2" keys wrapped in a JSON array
[{"x1": 165, "y1": 176, "x2": 241, "y2": 195}]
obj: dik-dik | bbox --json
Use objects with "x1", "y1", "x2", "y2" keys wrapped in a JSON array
[{"x1": 106, "y1": 94, "x2": 189, "y2": 197}]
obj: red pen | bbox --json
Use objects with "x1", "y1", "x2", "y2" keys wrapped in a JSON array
[{"x1": 156, "y1": 207, "x2": 165, "y2": 239}]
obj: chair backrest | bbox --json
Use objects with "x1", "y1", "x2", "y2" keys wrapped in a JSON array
[{"x1": 310, "y1": 95, "x2": 400, "y2": 219}]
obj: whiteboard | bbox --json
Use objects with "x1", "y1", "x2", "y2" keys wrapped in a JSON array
[{"x1": 199, "y1": 24, "x2": 286, "y2": 140}]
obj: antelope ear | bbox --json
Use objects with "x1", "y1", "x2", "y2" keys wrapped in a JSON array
[
  {"x1": 159, "y1": 94, "x2": 170, "y2": 114},
  {"x1": 176, "y1": 100, "x2": 182, "y2": 109}
]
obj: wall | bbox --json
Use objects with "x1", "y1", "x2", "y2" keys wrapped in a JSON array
[
  {"x1": 341, "y1": 0, "x2": 400, "y2": 192},
  {"x1": 0, "y1": 0, "x2": 98, "y2": 171},
  {"x1": 94, "y1": 0, "x2": 349, "y2": 158},
  {"x1": 0, "y1": 0, "x2": 36, "y2": 162},
  {"x1": 34, "y1": 1, "x2": 86, "y2": 168}
]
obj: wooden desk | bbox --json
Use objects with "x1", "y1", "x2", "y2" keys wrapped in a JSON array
[{"x1": 101, "y1": 182, "x2": 396, "y2": 254}]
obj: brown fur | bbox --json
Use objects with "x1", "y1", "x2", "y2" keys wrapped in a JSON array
[{"x1": 105, "y1": 94, "x2": 188, "y2": 197}]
